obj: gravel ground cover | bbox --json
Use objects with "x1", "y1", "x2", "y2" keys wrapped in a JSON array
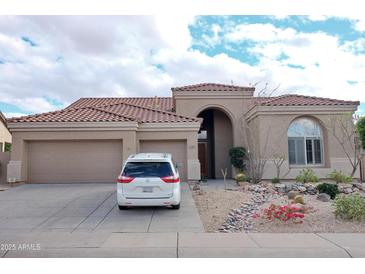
[
  {"x1": 253, "y1": 194, "x2": 365, "y2": 233},
  {"x1": 192, "y1": 189, "x2": 250, "y2": 232},
  {"x1": 191, "y1": 182, "x2": 365, "y2": 233}
]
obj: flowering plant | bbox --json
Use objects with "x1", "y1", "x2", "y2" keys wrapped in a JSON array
[{"x1": 260, "y1": 203, "x2": 307, "y2": 223}]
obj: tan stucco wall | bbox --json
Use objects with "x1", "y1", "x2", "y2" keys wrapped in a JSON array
[
  {"x1": 214, "y1": 110, "x2": 233, "y2": 178},
  {"x1": 8, "y1": 125, "x2": 201, "y2": 183},
  {"x1": 252, "y1": 111, "x2": 360, "y2": 179},
  {"x1": 174, "y1": 93, "x2": 359, "y2": 180},
  {"x1": 174, "y1": 97, "x2": 249, "y2": 148},
  {"x1": 0, "y1": 122, "x2": 11, "y2": 152}
]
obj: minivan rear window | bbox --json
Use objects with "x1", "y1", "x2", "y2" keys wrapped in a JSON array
[{"x1": 122, "y1": 162, "x2": 173, "y2": 178}]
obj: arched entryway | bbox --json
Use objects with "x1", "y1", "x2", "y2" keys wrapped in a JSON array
[{"x1": 197, "y1": 108, "x2": 233, "y2": 179}]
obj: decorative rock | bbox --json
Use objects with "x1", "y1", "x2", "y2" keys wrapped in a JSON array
[
  {"x1": 343, "y1": 187, "x2": 353, "y2": 194},
  {"x1": 275, "y1": 183, "x2": 286, "y2": 193},
  {"x1": 353, "y1": 183, "x2": 365, "y2": 192},
  {"x1": 285, "y1": 184, "x2": 293, "y2": 192},
  {"x1": 317, "y1": 193, "x2": 331, "y2": 202},
  {"x1": 298, "y1": 186, "x2": 307, "y2": 193},
  {"x1": 307, "y1": 186, "x2": 317, "y2": 195},
  {"x1": 219, "y1": 191, "x2": 275, "y2": 232},
  {"x1": 288, "y1": 190, "x2": 299, "y2": 199},
  {"x1": 304, "y1": 183, "x2": 312, "y2": 188},
  {"x1": 192, "y1": 184, "x2": 200, "y2": 191}
]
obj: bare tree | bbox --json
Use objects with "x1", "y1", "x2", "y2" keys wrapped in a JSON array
[
  {"x1": 326, "y1": 113, "x2": 361, "y2": 177},
  {"x1": 239, "y1": 82, "x2": 282, "y2": 183},
  {"x1": 221, "y1": 168, "x2": 228, "y2": 190},
  {"x1": 241, "y1": 119, "x2": 270, "y2": 184},
  {"x1": 250, "y1": 81, "x2": 281, "y2": 97},
  {"x1": 271, "y1": 154, "x2": 285, "y2": 179}
]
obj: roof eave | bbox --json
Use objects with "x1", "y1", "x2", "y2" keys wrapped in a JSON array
[
  {"x1": 245, "y1": 104, "x2": 359, "y2": 122},
  {"x1": 7, "y1": 121, "x2": 139, "y2": 132}
]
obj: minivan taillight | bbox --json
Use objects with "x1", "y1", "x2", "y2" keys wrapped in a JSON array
[
  {"x1": 117, "y1": 175, "x2": 134, "y2": 183},
  {"x1": 161, "y1": 176, "x2": 180, "y2": 183}
]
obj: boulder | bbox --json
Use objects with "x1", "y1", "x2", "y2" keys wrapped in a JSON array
[
  {"x1": 275, "y1": 183, "x2": 286, "y2": 193},
  {"x1": 317, "y1": 193, "x2": 331, "y2": 202},
  {"x1": 285, "y1": 184, "x2": 293, "y2": 192},
  {"x1": 288, "y1": 190, "x2": 300, "y2": 199},
  {"x1": 338, "y1": 183, "x2": 350, "y2": 193},
  {"x1": 353, "y1": 183, "x2": 365, "y2": 192},
  {"x1": 307, "y1": 186, "x2": 317, "y2": 195},
  {"x1": 343, "y1": 187, "x2": 353, "y2": 194},
  {"x1": 298, "y1": 186, "x2": 307, "y2": 193}
]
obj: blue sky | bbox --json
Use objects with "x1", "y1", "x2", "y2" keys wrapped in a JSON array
[{"x1": 0, "y1": 15, "x2": 364, "y2": 117}]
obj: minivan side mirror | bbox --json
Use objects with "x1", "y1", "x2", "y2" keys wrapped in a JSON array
[{"x1": 175, "y1": 162, "x2": 183, "y2": 169}]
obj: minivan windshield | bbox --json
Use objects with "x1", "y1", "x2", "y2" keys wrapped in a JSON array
[{"x1": 122, "y1": 162, "x2": 173, "y2": 178}]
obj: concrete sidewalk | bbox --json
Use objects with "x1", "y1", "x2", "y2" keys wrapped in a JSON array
[{"x1": 1, "y1": 233, "x2": 365, "y2": 258}]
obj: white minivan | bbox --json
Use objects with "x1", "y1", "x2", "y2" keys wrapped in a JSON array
[{"x1": 117, "y1": 153, "x2": 181, "y2": 210}]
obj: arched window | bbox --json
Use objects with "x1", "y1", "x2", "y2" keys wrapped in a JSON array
[{"x1": 288, "y1": 118, "x2": 323, "y2": 165}]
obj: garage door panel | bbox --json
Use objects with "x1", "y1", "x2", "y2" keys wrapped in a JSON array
[
  {"x1": 139, "y1": 140, "x2": 187, "y2": 181},
  {"x1": 29, "y1": 140, "x2": 123, "y2": 183}
]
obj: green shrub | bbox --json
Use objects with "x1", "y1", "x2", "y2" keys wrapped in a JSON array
[
  {"x1": 356, "y1": 116, "x2": 365, "y2": 149},
  {"x1": 235, "y1": 173, "x2": 247, "y2": 182},
  {"x1": 316, "y1": 183, "x2": 339, "y2": 199},
  {"x1": 4, "y1": 142, "x2": 11, "y2": 152},
  {"x1": 296, "y1": 168, "x2": 319, "y2": 183},
  {"x1": 333, "y1": 194, "x2": 365, "y2": 221},
  {"x1": 229, "y1": 147, "x2": 247, "y2": 171},
  {"x1": 327, "y1": 170, "x2": 352, "y2": 184},
  {"x1": 271, "y1": 177, "x2": 280, "y2": 184}
]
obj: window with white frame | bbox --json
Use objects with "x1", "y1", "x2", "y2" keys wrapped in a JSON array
[{"x1": 288, "y1": 118, "x2": 323, "y2": 166}]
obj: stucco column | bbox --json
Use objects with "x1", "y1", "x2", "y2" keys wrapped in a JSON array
[
  {"x1": 122, "y1": 131, "x2": 137, "y2": 165},
  {"x1": 187, "y1": 132, "x2": 201, "y2": 181},
  {"x1": 7, "y1": 136, "x2": 27, "y2": 183}
]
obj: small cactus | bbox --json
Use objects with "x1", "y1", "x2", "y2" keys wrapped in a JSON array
[
  {"x1": 235, "y1": 173, "x2": 247, "y2": 182},
  {"x1": 294, "y1": 195, "x2": 305, "y2": 205}
]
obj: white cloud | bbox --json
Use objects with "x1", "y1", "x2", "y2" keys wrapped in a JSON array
[
  {"x1": 226, "y1": 23, "x2": 365, "y2": 101},
  {"x1": 3, "y1": 112, "x2": 28, "y2": 118},
  {"x1": 226, "y1": 23, "x2": 299, "y2": 43},
  {"x1": 0, "y1": 16, "x2": 364, "y2": 116}
]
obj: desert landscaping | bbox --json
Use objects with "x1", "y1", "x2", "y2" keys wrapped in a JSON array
[{"x1": 191, "y1": 175, "x2": 365, "y2": 233}]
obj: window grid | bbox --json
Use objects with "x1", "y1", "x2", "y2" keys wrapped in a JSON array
[{"x1": 288, "y1": 137, "x2": 323, "y2": 166}]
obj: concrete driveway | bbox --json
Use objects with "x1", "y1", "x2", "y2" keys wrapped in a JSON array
[{"x1": 0, "y1": 182, "x2": 203, "y2": 233}]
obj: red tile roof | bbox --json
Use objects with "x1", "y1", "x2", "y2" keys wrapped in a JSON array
[
  {"x1": 254, "y1": 94, "x2": 359, "y2": 107},
  {"x1": 7, "y1": 101, "x2": 200, "y2": 124},
  {"x1": 171, "y1": 83, "x2": 255, "y2": 92},
  {"x1": 66, "y1": 97, "x2": 174, "y2": 111},
  {"x1": 6, "y1": 83, "x2": 359, "y2": 125}
]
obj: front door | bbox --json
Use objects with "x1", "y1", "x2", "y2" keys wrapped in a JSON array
[{"x1": 198, "y1": 142, "x2": 208, "y2": 179}]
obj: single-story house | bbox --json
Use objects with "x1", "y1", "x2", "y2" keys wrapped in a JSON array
[
  {"x1": 0, "y1": 111, "x2": 12, "y2": 152},
  {"x1": 6, "y1": 83, "x2": 359, "y2": 183}
]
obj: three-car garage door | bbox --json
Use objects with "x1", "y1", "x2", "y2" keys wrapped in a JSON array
[
  {"x1": 28, "y1": 140, "x2": 123, "y2": 183},
  {"x1": 139, "y1": 140, "x2": 187, "y2": 181}
]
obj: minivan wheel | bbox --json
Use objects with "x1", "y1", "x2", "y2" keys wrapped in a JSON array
[
  {"x1": 118, "y1": 205, "x2": 129, "y2": 210},
  {"x1": 171, "y1": 203, "x2": 180, "y2": 210}
]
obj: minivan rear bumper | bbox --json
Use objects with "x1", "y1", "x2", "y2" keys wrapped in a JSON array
[{"x1": 117, "y1": 187, "x2": 181, "y2": 206}]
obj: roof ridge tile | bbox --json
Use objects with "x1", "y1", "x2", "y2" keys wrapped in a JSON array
[
  {"x1": 98, "y1": 100, "x2": 200, "y2": 122},
  {"x1": 91, "y1": 106, "x2": 138, "y2": 122}
]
